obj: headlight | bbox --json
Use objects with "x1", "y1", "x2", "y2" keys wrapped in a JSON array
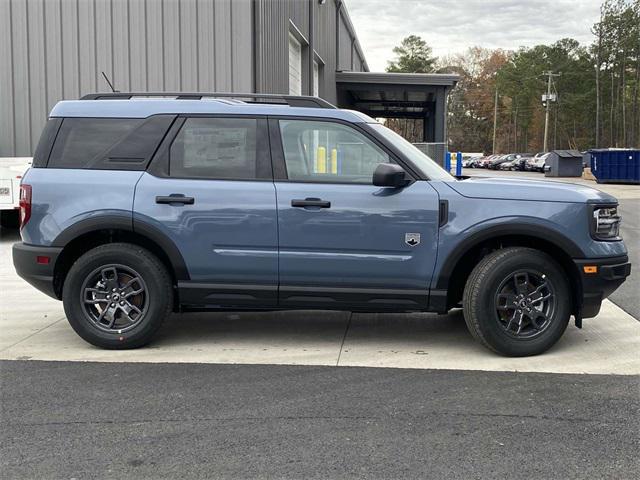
[{"x1": 591, "y1": 205, "x2": 621, "y2": 240}]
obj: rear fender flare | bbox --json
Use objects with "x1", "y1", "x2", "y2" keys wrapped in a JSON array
[{"x1": 51, "y1": 215, "x2": 190, "y2": 280}]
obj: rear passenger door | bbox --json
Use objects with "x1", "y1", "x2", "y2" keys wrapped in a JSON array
[{"x1": 134, "y1": 116, "x2": 278, "y2": 308}]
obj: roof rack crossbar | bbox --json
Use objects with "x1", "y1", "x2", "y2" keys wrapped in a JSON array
[{"x1": 80, "y1": 92, "x2": 336, "y2": 109}]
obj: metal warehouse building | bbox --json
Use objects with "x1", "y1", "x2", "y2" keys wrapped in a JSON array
[{"x1": 0, "y1": 0, "x2": 457, "y2": 161}]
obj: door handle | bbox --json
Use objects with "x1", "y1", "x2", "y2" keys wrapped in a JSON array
[
  {"x1": 291, "y1": 198, "x2": 331, "y2": 208},
  {"x1": 155, "y1": 194, "x2": 195, "y2": 205}
]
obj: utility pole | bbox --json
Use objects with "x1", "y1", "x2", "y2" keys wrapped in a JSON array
[
  {"x1": 554, "y1": 104, "x2": 558, "y2": 150},
  {"x1": 611, "y1": 71, "x2": 614, "y2": 146},
  {"x1": 594, "y1": 7, "x2": 603, "y2": 148},
  {"x1": 492, "y1": 88, "x2": 498, "y2": 154},
  {"x1": 513, "y1": 104, "x2": 518, "y2": 151},
  {"x1": 542, "y1": 71, "x2": 560, "y2": 152},
  {"x1": 595, "y1": 64, "x2": 600, "y2": 147}
]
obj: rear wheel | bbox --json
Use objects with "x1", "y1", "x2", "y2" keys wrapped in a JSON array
[
  {"x1": 463, "y1": 247, "x2": 570, "y2": 356},
  {"x1": 62, "y1": 243, "x2": 173, "y2": 349}
]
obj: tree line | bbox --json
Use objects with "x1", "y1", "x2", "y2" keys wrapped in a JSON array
[{"x1": 385, "y1": 0, "x2": 640, "y2": 154}]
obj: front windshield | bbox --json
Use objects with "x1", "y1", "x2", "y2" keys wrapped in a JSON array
[{"x1": 369, "y1": 123, "x2": 455, "y2": 181}]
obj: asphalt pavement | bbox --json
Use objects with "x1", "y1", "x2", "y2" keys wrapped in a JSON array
[
  {"x1": 611, "y1": 198, "x2": 640, "y2": 318},
  {"x1": 2, "y1": 360, "x2": 639, "y2": 479}
]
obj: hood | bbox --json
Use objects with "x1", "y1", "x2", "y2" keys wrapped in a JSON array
[{"x1": 447, "y1": 176, "x2": 617, "y2": 204}]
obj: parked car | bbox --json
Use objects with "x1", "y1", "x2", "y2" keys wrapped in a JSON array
[
  {"x1": 503, "y1": 154, "x2": 533, "y2": 171},
  {"x1": 499, "y1": 159, "x2": 517, "y2": 170},
  {"x1": 478, "y1": 154, "x2": 500, "y2": 168},
  {"x1": 525, "y1": 154, "x2": 541, "y2": 171},
  {"x1": 13, "y1": 93, "x2": 630, "y2": 357},
  {"x1": 472, "y1": 157, "x2": 484, "y2": 168},
  {"x1": 489, "y1": 153, "x2": 529, "y2": 170},
  {"x1": 515, "y1": 154, "x2": 533, "y2": 171},
  {"x1": 0, "y1": 157, "x2": 31, "y2": 228},
  {"x1": 526, "y1": 152, "x2": 550, "y2": 172},
  {"x1": 488, "y1": 154, "x2": 513, "y2": 169},
  {"x1": 462, "y1": 156, "x2": 482, "y2": 168}
]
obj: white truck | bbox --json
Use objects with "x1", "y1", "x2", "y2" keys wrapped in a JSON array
[{"x1": 0, "y1": 157, "x2": 31, "y2": 228}]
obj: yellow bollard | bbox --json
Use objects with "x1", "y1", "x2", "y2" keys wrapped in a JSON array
[
  {"x1": 316, "y1": 146, "x2": 327, "y2": 173},
  {"x1": 330, "y1": 148, "x2": 338, "y2": 174}
]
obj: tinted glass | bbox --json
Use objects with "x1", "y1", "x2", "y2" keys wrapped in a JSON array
[
  {"x1": 368, "y1": 123, "x2": 454, "y2": 181},
  {"x1": 105, "y1": 115, "x2": 175, "y2": 167},
  {"x1": 279, "y1": 120, "x2": 389, "y2": 184},
  {"x1": 170, "y1": 118, "x2": 258, "y2": 179},
  {"x1": 32, "y1": 118, "x2": 62, "y2": 167},
  {"x1": 48, "y1": 118, "x2": 141, "y2": 168}
]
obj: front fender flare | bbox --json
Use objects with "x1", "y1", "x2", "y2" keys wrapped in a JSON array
[{"x1": 433, "y1": 221, "x2": 585, "y2": 290}]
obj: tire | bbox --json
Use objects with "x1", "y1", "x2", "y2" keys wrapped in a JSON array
[
  {"x1": 62, "y1": 243, "x2": 173, "y2": 349},
  {"x1": 462, "y1": 247, "x2": 570, "y2": 356}
]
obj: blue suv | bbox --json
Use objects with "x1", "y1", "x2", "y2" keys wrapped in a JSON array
[{"x1": 13, "y1": 93, "x2": 631, "y2": 356}]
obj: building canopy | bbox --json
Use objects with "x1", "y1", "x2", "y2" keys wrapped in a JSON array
[
  {"x1": 336, "y1": 72, "x2": 457, "y2": 118},
  {"x1": 335, "y1": 71, "x2": 459, "y2": 164}
]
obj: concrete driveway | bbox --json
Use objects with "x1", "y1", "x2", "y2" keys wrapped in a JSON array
[{"x1": 1, "y1": 231, "x2": 638, "y2": 375}]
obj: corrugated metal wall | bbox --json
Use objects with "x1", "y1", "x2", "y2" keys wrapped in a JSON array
[
  {"x1": 0, "y1": 0, "x2": 366, "y2": 157},
  {"x1": 338, "y1": 15, "x2": 353, "y2": 71},
  {"x1": 250, "y1": 0, "x2": 368, "y2": 103},
  {"x1": 0, "y1": 0, "x2": 254, "y2": 157}
]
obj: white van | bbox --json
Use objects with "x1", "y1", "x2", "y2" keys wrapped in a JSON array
[{"x1": 0, "y1": 157, "x2": 31, "y2": 228}]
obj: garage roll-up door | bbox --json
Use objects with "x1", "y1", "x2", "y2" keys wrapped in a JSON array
[
  {"x1": 289, "y1": 33, "x2": 302, "y2": 95},
  {"x1": 313, "y1": 61, "x2": 319, "y2": 96}
]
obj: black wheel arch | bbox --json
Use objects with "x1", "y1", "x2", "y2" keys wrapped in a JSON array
[
  {"x1": 435, "y1": 223, "x2": 583, "y2": 314},
  {"x1": 51, "y1": 215, "x2": 189, "y2": 300}
]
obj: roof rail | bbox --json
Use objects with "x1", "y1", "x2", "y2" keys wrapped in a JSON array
[{"x1": 80, "y1": 92, "x2": 336, "y2": 109}]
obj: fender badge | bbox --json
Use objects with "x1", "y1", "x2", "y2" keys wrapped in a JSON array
[{"x1": 405, "y1": 233, "x2": 421, "y2": 247}]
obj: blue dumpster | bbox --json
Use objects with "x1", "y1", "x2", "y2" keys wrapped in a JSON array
[{"x1": 589, "y1": 149, "x2": 640, "y2": 185}]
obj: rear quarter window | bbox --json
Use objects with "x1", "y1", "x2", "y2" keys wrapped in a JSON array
[
  {"x1": 46, "y1": 116, "x2": 174, "y2": 170},
  {"x1": 31, "y1": 118, "x2": 62, "y2": 167},
  {"x1": 48, "y1": 118, "x2": 141, "y2": 168}
]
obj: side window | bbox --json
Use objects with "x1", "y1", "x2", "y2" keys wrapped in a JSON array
[
  {"x1": 279, "y1": 120, "x2": 390, "y2": 184},
  {"x1": 170, "y1": 117, "x2": 261, "y2": 180},
  {"x1": 48, "y1": 118, "x2": 142, "y2": 168}
]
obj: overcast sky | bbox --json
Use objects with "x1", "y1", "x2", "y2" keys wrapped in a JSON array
[{"x1": 346, "y1": 0, "x2": 602, "y2": 71}]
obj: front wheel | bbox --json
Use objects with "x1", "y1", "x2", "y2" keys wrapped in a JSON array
[
  {"x1": 62, "y1": 243, "x2": 173, "y2": 349},
  {"x1": 463, "y1": 247, "x2": 570, "y2": 356}
]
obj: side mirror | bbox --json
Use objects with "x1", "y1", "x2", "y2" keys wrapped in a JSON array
[{"x1": 372, "y1": 163, "x2": 409, "y2": 188}]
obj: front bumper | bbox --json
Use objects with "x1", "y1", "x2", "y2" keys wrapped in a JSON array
[
  {"x1": 12, "y1": 242, "x2": 63, "y2": 299},
  {"x1": 574, "y1": 255, "x2": 631, "y2": 319}
]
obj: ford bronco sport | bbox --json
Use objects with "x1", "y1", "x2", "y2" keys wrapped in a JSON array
[{"x1": 13, "y1": 93, "x2": 631, "y2": 356}]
